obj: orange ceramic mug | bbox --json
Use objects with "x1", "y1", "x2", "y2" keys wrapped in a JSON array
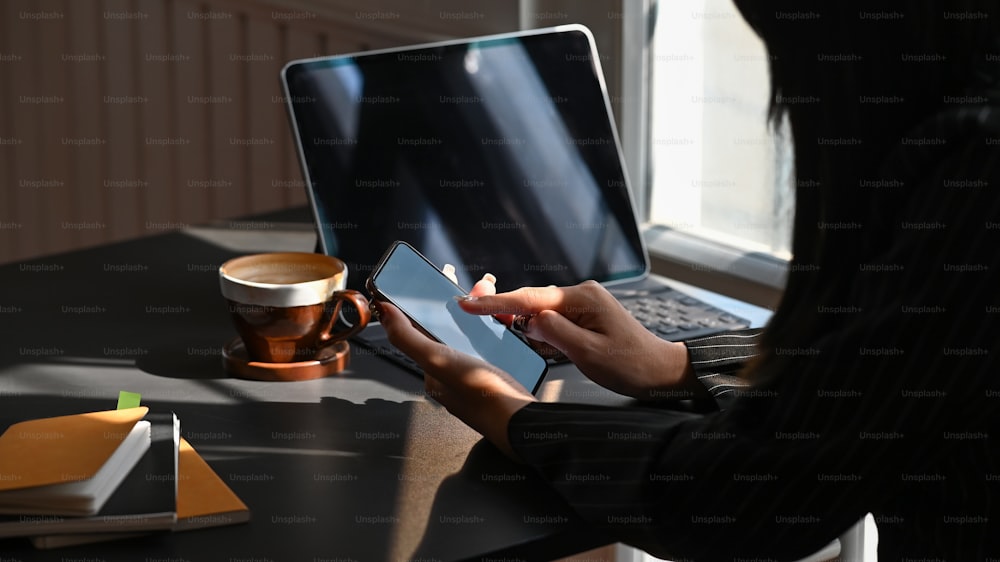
[{"x1": 219, "y1": 252, "x2": 370, "y2": 363}]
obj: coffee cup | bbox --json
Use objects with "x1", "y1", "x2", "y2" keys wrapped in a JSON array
[{"x1": 219, "y1": 252, "x2": 370, "y2": 363}]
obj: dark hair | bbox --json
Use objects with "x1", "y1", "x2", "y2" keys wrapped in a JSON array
[{"x1": 732, "y1": 0, "x2": 1000, "y2": 366}]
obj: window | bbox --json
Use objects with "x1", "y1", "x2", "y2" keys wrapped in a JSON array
[{"x1": 637, "y1": 0, "x2": 794, "y2": 293}]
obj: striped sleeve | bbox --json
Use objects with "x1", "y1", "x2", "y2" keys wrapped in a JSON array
[
  {"x1": 684, "y1": 329, "x2": 763, "y2": 410},
  {"x1": 508, "y1": 113, "x2": 1000, "y2": 560}
]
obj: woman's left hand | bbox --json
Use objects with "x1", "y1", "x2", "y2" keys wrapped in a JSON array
[{"x1": 378, "y1": 273, "x2": 536, "y2": 460}]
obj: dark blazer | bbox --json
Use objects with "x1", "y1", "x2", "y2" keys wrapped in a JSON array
[{"x1": 508, "y1": 104, "x2": 1000, "y2": 561}]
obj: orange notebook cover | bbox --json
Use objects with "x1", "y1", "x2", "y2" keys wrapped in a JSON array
[
  {"x1": 174, "y1": 437, "x2": 249, "y2": 529},
  {"x1": 0, "y1": 408, "x2": 150, "y2": 515}
]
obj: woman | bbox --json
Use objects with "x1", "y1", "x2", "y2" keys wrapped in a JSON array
[{"x1": 378, "y1": 1, "x2": 1000, "y2": 559}]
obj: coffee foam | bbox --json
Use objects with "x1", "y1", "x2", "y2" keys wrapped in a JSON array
[
  {"x1": 219, "y1": 253, "x2": 347, "y2": 308},
  {"x1": 235, "y1": 266, "x2": 333, "y2": 285}
]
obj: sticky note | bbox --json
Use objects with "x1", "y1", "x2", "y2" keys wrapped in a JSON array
[{"x1": 116, "y1": 391, "x2": 142, "y2": 410}]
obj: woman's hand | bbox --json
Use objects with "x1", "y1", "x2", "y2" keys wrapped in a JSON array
[
  {"x1": 458, "y1": 280, "x2": 703, "y2": 401},
  {"x1": 379, "y1": 273, "x2": 536, "y2": 459}
]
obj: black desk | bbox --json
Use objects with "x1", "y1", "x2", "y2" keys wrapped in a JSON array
[{"x1": 0, "y1": 216, "x2": 770, "y2": 561}]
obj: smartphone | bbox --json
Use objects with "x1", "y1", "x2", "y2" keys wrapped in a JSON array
[{"x1": 367, "y1": 241, "x2": 548, "y2": 394}]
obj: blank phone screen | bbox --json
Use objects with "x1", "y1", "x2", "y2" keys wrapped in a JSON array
[{"x1": 372, "y1": 242, "x2": 547, "y2": 393}]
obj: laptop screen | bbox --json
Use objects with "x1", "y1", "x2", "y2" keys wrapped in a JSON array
[{"x1": 282, "y1": 25, "x2": 647, "y2": 292}]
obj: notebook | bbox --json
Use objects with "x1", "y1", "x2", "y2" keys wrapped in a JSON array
[
  {"x1": 280, "y1": 25, "x2": 750, "y2": 369},
  {"x1": 0, "y1": 408, "x2": 152, "y2": 516},
  {"x1": 0, "y1": 412, "x2": 178, "y2": 539},
  {"x1": 29, "y1": 437, "x2": 249, "y2": 549}
]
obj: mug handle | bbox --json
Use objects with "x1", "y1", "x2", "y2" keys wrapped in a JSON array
[{"x1": 319, "y1": 290, "x2": 371, "y2": 344}]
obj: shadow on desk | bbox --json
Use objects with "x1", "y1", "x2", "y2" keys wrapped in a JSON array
[
  {"x1": 0, "y1": 392, "x2": 602, "y2": 561},
  {"x1": 412, "y1": 440, "x2": 610, "y2": 561}
]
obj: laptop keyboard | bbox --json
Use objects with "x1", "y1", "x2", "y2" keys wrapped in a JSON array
[
  {"x1": 355, "y1": 285, "x2": 750, "y2": 374},
  {"x1": 611, "y1": 285, "x2": 750, "y2": 341}
]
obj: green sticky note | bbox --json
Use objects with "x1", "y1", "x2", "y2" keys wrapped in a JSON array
[{"x1": 116, "y1": 391, "x2": 142, "y2": 410}]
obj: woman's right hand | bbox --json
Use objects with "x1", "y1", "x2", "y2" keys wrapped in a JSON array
[{"x1": 457, "y1": 280, "x2": 704, "y2": 401}]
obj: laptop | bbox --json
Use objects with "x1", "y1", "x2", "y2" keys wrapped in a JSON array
[{"x1": 280, "y1": 25, "x2": 749, "y2": 370}]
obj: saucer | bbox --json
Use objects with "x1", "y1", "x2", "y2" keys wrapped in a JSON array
[{"x1": 222, "y1": 337, "x2": 350, "y2": 381}]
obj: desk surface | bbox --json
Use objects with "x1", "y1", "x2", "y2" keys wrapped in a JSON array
[{"x1": 0, "y1": 213, "x2": 771, "y2": 561}]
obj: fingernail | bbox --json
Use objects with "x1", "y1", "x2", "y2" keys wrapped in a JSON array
[
  {"x1": 482, "y1": 273, "x2": 497, "y2": 284},
  {"x1": 511, "y1": 314, "x2": 535, "y2": 334},
  {"x1": 453, "y1": 295, "x2": 477, "y2": 303},
  {"x1": 370, "y1": 301, "x2": 385, "y2": 320}
]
